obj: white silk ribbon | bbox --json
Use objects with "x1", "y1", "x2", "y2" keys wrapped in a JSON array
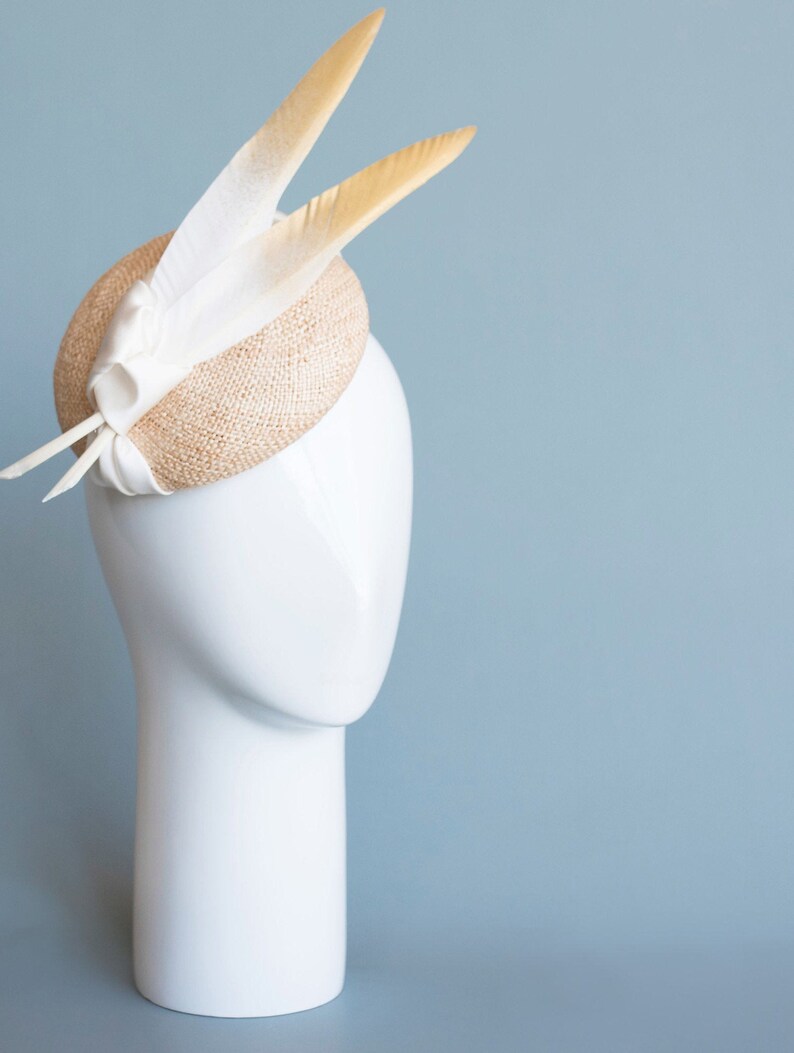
[{"x1": 87, "y1": 280, "x2": 190, "y2": 493}]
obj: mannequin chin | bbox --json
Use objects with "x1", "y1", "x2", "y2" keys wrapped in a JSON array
[{"x1": 87, "y1": 332, "x2": 412, "y2": 1017}]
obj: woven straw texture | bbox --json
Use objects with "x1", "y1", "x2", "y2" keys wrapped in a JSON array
[{"x1": 53, "y1": 232, "x2": 370, "y2": 491}]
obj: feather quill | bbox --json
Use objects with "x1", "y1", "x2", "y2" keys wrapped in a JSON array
[
  {"x1": 41, "y1": 426, "x2": 113, "y2": 503},
  {"x1": 0, "y1": 411, "x2": 104, "y2": 480},
  {"x1": 149, "y1": 9, "x2": 385, "y2": 307}
]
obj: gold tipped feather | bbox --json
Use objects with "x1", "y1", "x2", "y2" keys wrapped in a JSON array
[
  {"x1": 274, "y1": 125, "x2": 478, "y2": 271},
  {"x1": 150, "y1": 9, "x2": 386, "y2": 305},
  {"x1": 160, "y1": 126, "x2": 477, "y2": 365}
]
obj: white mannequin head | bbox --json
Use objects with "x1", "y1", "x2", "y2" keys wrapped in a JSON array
[
  {"x1": 86, "y1": 334, "x2": 412, "y2": 729},
  {"x1": 87, "y1": 334, "x2": 413, "y2": 1018},
  {"x1": 0, "y1": 9, "x2": 470, "y2": 1018}
]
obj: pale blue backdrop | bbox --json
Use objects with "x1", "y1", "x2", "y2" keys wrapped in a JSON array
[{"x1": 2, "y1": 0, "x2": 794, "y2": 1049}]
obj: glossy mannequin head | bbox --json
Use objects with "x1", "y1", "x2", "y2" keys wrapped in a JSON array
[{"x1": 86, "y1": 334, "x2": 412, "y2": 728}]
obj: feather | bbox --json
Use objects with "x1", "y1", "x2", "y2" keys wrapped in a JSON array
[
  {"x1": 158, "y1": 125, "x2": 477, "y2": 367},
  {"x1": 149, "y1": 9, "x2": 385, "y2": 307}
]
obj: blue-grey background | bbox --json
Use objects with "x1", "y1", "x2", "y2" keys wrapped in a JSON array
[{"x1": 2, "y1": 0, "x2": 794, "y2": 1049}]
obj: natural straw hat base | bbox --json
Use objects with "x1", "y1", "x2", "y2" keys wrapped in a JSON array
[{"x1": 54, "y1": 232, "x2": 370, "y2": 493}]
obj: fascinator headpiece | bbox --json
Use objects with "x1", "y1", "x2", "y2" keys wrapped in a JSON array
[{"x1": 1, "y1": 10, "x2": 474, "y2": 500}]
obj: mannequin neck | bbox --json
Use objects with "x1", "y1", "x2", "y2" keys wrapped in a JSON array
[{"x1": 132, "y1": 660, "x2": 347, "y2": 1017}]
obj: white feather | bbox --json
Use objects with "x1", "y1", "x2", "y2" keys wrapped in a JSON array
[{"x1": 149, "y1": 9, "x2": 385, "y2": 307}]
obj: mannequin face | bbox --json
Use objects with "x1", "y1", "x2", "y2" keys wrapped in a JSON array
[{"x1": 87, "y1": 337, "x2": 412, "y2": 728}]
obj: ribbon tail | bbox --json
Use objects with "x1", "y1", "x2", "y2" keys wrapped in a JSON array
[
  {"x1": 42, "y1": 425, "x2": 114, "y2": 503},
  {"x1": 0, "y1": 411, "x2": 105, "y2": 480}
]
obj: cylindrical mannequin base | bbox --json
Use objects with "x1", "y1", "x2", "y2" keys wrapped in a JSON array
[{"x1": 133, "y1": 665, "x2": 346, "y2": 1018}]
